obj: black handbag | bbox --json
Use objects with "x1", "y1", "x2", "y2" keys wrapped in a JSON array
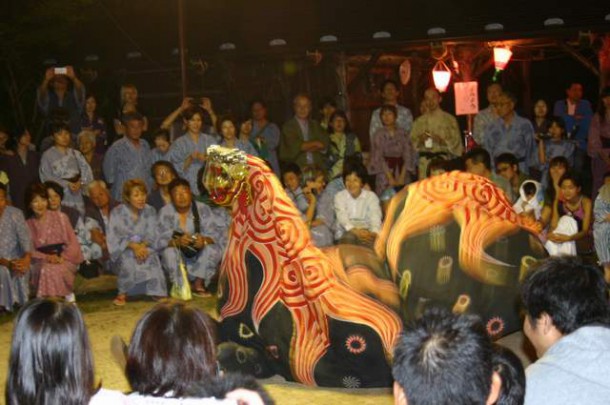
[
  {"x1": 78, "y1": 260, "x2": 101, "y2": 279},
  {"x1": 172, "y1": 202, "x2": 202, "y2": 259}
]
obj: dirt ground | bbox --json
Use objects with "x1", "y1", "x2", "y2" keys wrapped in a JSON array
[
  {"x1": 0, "y1": 275, "x2": 393, "y2": 404},
  {"x1": 0, "y1": 275, "x2": 534, "y2": 404}
]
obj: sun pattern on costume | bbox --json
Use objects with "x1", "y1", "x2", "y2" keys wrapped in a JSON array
[
  {"x1": 205, "y1": 147, "x2": 402, "y2": 386},
  {"x1": 345, "y1": 335, "x2": 367, "y2": 354},
  {"x1": 486, "y1": 316, "x2": 505, "y2": 337},
  {"x1": 376, "y1": 171, "x2": 541, "y2": 286},
  {"x1": 342, "y1": 376, "x2": 362, "y2": 389}
]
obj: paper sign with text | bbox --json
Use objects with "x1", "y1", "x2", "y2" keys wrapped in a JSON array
[{"x1": 454, "y1": 81, "x2": 479, "y2": 116}]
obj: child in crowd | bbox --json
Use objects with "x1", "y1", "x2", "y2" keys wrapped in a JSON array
[
  {"x1": 301, "y1": 165, "x2": 333, "y2": 247},
  {"x1": 334, "y1": 162, "x2": 382, "y2": 247},
  {"x1": 327, "y1": 110, "x2": 361, "y2": 180},
  {"x1": 513, "y1": 180, "x2": 545, "y2": 220},
  {"x1": 282, "y1": 163, "x2": 308, "y2": 213},
  {"x1": 369, "y1": 105, "x2": 415, "y2": 195},
  {"x1": 151, "y1": 128, "x2": 172, "y2": 163},
  {"x1": 538, "y1": 116, "x2": 576, "y2": 186}
]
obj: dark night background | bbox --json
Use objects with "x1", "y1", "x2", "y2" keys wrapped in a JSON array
[{"x1": 1, "y1": 0, "x2": 608, "y2": 142}]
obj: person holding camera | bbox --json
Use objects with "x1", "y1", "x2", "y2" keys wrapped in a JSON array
[
  {"x1": 158, "y1": 178, "x2": 229, "y2": 297},
  {"x1": 37, "y1": 66, "x2": 86, "y2": 134}
]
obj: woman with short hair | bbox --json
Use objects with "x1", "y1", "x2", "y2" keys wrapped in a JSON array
[{"x1": 107, "y1": 179, "x2": 167, "y2": 306}]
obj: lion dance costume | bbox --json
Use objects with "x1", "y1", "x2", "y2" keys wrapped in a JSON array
[{"x1": 204, "y1": 146, "x2": 545, "y2": 388}]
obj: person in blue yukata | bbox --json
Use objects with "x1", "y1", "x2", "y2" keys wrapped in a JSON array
[
  {"x1": 107, "y1": 179, "x2": 167, "y2": 306},
  {"x1": 158, "y1": 178, "x2": 229, "y2": 297},
  {"x1": 168, "y1": 106, "x2": 218, "y2": 195},
  {"x1": 103, "y1": 112, "x2": 153, "y2": 202},
  {"x1": 483, "y1": 92, "x2": 537, "y2": 176},
  {"x1": 553, "y1": 82, "x2": 593, "y2": 176},
  {"x1": 0, "y1": 184, "x2": 32, "y2": 311}
]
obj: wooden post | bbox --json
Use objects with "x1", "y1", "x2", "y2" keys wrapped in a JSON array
[
  {"x1": 599, "y1": 34, "x2": 610, "y2": 90},
  {"x1": 178, "y1": 0, "x2": 188, "y2": 98}
]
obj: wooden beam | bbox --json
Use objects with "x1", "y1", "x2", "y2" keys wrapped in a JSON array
[
  {"x1": 347, "y1": 51, "x2": 382, "y2": 93},
  {"x1": 558, "y1": 42, "x2": 600, "y2": 77},
  {"x1": 598, "y1": 35, "x2": 610, "y2": 89}
]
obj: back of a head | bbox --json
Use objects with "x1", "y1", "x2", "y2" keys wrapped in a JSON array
[
  {"x1": 392, "y1": 308, "x2": 494, "y2": 405},
  {"x1": 126, "y1": 302, "x2": 218, "y2": 397},
  {"x1": 6, "y1": 299, "x2": 94, "y2": 405},
  {"x1": 492, "y1": 345, "x2": 525, "y2": 405},
  {"x1": 521, "y1": 257, "x2": 610, "y2": 334},
  {"x1": 464, "y1": 148, "x2": 492, "y2": 171}
]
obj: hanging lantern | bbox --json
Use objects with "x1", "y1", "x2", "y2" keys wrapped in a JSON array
[
  {"x1": 432, "y1": 60, "x2": 451, "y2": 93},
  {"x1": 493, "y1": 47, "x2": 513, "y2": 71}
]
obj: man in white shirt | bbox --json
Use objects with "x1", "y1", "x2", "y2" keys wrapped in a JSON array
[{"x1": 333, "y1": 162, "x2": 382, "y2": 246}]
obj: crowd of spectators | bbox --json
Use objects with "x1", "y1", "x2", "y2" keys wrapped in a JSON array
[{"x1": 0, "y1": 67, "x2": 610, "y2": 403}]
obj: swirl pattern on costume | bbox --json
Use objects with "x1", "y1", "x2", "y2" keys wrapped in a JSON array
[{"x1": 212, "y1": 153, "x2": 401, "y2": 386}]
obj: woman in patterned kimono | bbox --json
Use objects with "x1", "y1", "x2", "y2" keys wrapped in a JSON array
[
  {"x1": 168, "y1": 107, "x2": 218, "y2": 195},
  {"x1": 593, "y1": 181, "x2": 610, "y2": 283},
  {"x1": 0, "y1": 184, "x2": 32, "y2": 311},
  {"x1": 107, "y1": 179, "x2": 167, "y2": 306},
  {"x1": 158, "y1": 178, "x2": 229, "y2": 296},
  {"x1": 39, "y1": 121, "x2": 93, "y2": 216},
  {"x1": 25, "y1": 183, "x2": 83, "y2": 302},
  {"x1": 369, "y1": 105, "x2": 415, "y2": 195}
]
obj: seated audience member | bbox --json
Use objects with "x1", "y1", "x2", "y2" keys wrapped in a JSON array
[
  {"x1": 0, "y1": 126, "x2": 40, "y2": 211},
  {"x1": 25, "y1": 183, "x2": 83, "y2": 303},
  {"x1": 218, "y1": 116, "x2": 258, "y2": 156},
  {"x1": 79, "y1": 93, "x2": 108, "y2": 153},
  {"x1": 495, "y1": 153, "x2": 530, "y2": 199},
  {"x1": 311, "y1": 157, "x2": 363, "y2": 243},
  {"x1": 107, "y1": 179, "x2": 167, "y2": 306},
  {"x1": 546, "y1": 172, "x2": 592, "y2": 256},
  {"x1": 318, "y1": 96, "x2": 337, "y2": 131},
  {"x1": 44, "y1": 180, "x2": 101, "y2": 274},
  {"x1": 158, "y1": 178, "x2": 229, "y2": 297},
  {"x1": 593, "y1": 176, "x2": 610, "y2": 283},
  {"x1": 282, "y1": 162, "x2": 308, "y2": 213},
  {"x1": 6, "y1": 299, "x2": 102, "y2": 405},
  {"x1": 369, "y1": 104, "x2": 416, "y2": 195},
  {"x1": 0, "y1": 183, "x2": 31, "y2": 311},
  {"x1": 392, "y1": 308, "x2": 501, "y2": 405},
  {"x1": 537, "y1": 116, "x2": 576, "y2": 186},
  {"x1": 40, "y1": 121, "x2": 94, "y2": 216},
  {"x1": 334, "y1": 161, "x2": 382, "y2": 247},
  {"x1": 521, "y1": 257, "x2": 610, "y2": 405},
  {"x1": 513, "y1": 180, "x2": 544, "y2": 220},
  {"x1": 147, "y1": 160, "x2": 178, "y2": 212},
  {"x1": 78, "y1": 129, "x2": 104, "y2": 180},
  {"x1": 85, "y1": 180, "x2": 119, "y2": 273},
  {"x1": 327, "y1": 110, "x2": 361, "y2": 180},
  {"x1": 465, "y1": 148, "x2": 515, "y2": 201},
  {"x1": 301, "y1": 165, "x2": 333, "y2": 247},
  {"x1": 151, "y1": 128, "x2": 172, "y2": 163},
  {"x1": 492, "y1": 345, "x2": 526, "y2": 405},
  {"x1": 123, "y1": 302, "x2": 267, "y2": 404}
]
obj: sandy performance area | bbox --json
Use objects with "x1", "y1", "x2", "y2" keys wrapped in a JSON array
[{"x1": 0, "y1": 284, "x2": 393, "y2": 405}]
